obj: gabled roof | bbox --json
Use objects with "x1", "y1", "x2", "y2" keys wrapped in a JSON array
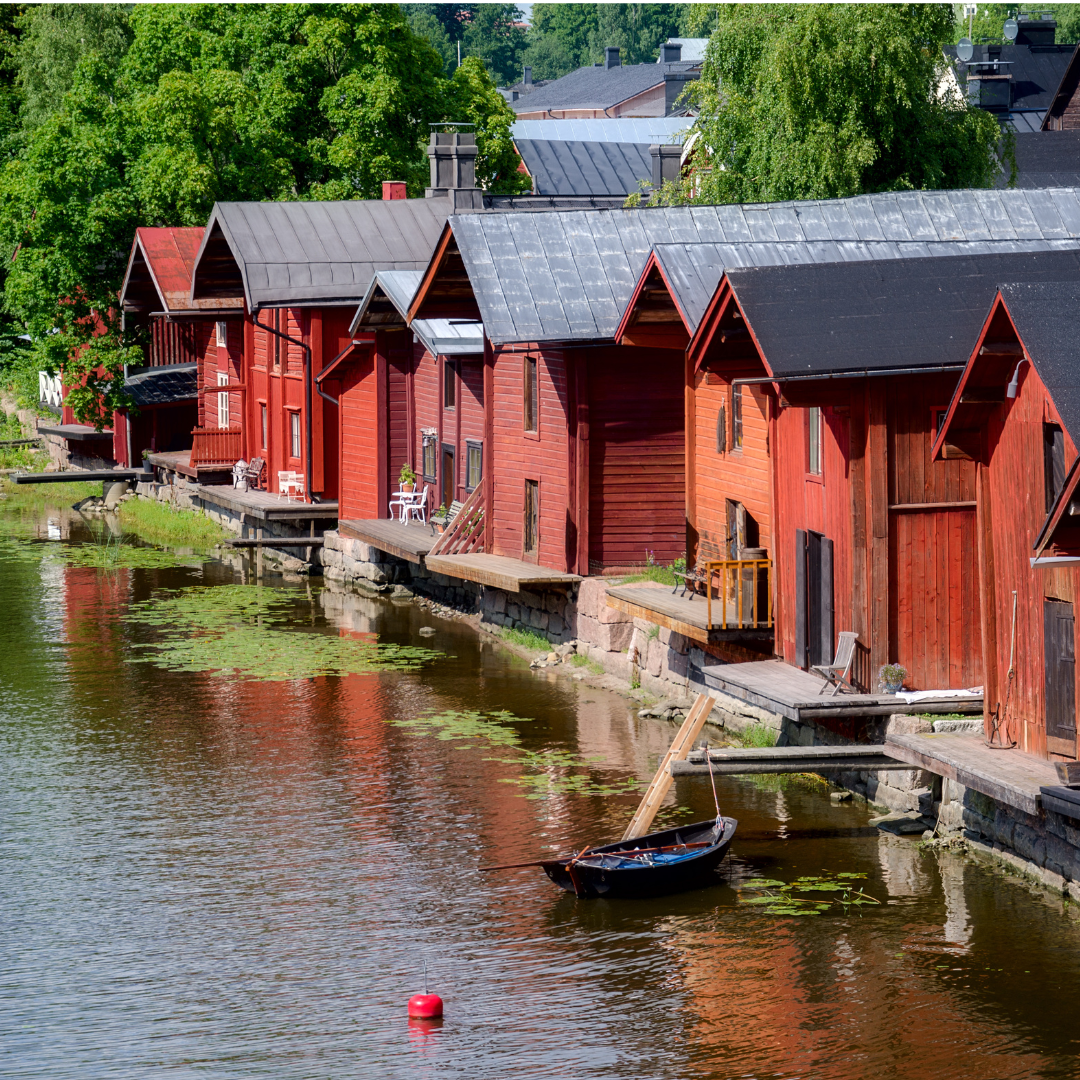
[
  {"x1": 120, "y1": 227, "x2": 207, "y2": 313},
  {"x1": 511, "y1": 61, "x2": 698, "y2": 115},
  {"x1": 515, "y1": 139, "x2": 652, "y2": 197},
  {"x1": 445, "y1": 188, "x2": 1080, "y2": 345},
  {"x1": 191, "y1": 198, "x2": 452, "y2": 311},
  {"x1": 124, "y1": 361, "x2": 198, "y2": 405},
  {"x1": 512, "y1": 117, "x2": 692, "y2": 143},
  {"x1": 997, "y1": 131, "x2": 1080, "y2": 188},
  {"x1": 351, "y1": 269, "x2": 483, "y2": 357},
  {"x1": 1042, "y1": 42, "x2": 1080, "y2": 128},
  {"x1": 724, "y1": 249, "x2": 1080, "y2": 379}
]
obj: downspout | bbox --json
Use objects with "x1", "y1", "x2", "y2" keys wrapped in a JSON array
[
  {"x1": 312, "y1": 341, "x2": 363, "y2": 408},
  {"x1": 253, "y1": 309, "x2": 316, "y2": 502}
]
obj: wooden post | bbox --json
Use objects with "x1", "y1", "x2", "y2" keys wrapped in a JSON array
[
  {"x1": 685, "y1": 348, "x2": 697, "y2": 568},
  {"x1": 976, "y1": 462, "x2": 999, "y2": 741},
  {"x1": 622, "y1": 694, "x2": 716, "y2": 842},
  {"x1": 867, "y1": 381, "x2": 889, "y2": 675}
]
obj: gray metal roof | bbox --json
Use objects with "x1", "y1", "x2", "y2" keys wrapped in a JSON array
[
  {"x1": 511, "y1": 61, "x2": 697, "y2": 115},
  {"x1": 450, "y1": 188, "x2": 1080, "y2": 344},
  {"x1": 352, "y1": 270, "x2": 484, "y2": 356},
  {"x1": 124, "y1": 362, "x2": 198, "y2": 406},
  {"x1": 515, "y1": 139, "x2": 652, "y2": 197},
  {"x1": 725, "y1": 250, "x2": 1080, "y2": 378},
  {"x1": 192, "y1": 198, "x2": 452, "y2": 311},
  {"x1": 512, "y1": 118, "x2": 692, "y2": 143}
]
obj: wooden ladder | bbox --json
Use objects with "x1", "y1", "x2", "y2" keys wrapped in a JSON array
[{"x1": 621, "y1": 693, "x2": 717, "y2": 842}]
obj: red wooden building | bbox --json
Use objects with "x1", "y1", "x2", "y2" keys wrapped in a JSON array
[
  {"x1": 188, "y1": 196, "x2": 451, "y2": 501},
  {"x1": 935, "y1": 281, "x2": 1080, "y2": 757},
  {"x1": 616, "y1": 244, "x2": 1080, "y2": 689},
  {"x1": 116, "y1": 227, "x2": 243, "y2": 468}
]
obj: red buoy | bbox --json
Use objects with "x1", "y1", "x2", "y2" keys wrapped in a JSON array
[
  {"x1": 407, "y1": 992, "x2": 443, "y2": 1019},
  {"x1": 407, "y1": 960, "x2": 443, "y2": 1018}
]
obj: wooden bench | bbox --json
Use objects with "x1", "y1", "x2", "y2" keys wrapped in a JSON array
[{"x1": 430, "y1": 499, "x2": 464, "y2": 534}]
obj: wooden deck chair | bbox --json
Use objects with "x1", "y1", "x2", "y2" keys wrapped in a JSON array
[{"x1": 811, "y1": 631, "x2": 859, "y2": 696}]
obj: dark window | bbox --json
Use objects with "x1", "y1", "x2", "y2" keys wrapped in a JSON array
[
  {"x1": 524, "y1": 479, "x2": 539, "y2": 554},
  {"x1": 1045, "y1": 423, "x2": 1066, "y2": 513},
  {"x1": 732, "y1": 385, "x2": 743, "y2": 451},
  {"x1": 273, "y1": 310, "x2": 281, "y2": 369},
  {"x1": 808, "y1": 406, "x2": 822, "y2": 475},
  {"x1": 422, "y1": 434, "x2": 436, "y2": 481},
  {"x1": 466, "y1": 441, "x2": 483, "y2": 492},
  {"x1": 524, "y1": 356, "x2": 538, "y2": 432},
  {"x1": 441, "y1": 445, "x2": 455, "y2": 510},
  {"x1": 289, "y1": 411, "x2": 301, "y2": 460},
  {"x1": 716, "y1": 404, "x2": 726, "y2": 454},
  {"x1": 443, "y1": 359, "x2": 456, "y2": 410}
]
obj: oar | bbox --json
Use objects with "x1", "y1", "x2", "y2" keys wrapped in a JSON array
[{"x1": 478, "y1": 841, "x2": 712, "y2": 872}]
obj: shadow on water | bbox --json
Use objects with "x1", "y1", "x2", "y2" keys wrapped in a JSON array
[{"x1": 4, "y1": 490, "x2": 1080, "y2": 1079}]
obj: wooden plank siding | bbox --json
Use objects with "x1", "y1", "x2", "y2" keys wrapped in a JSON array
[{"x1": 337, "y1": 346, "x2": 377, "y2": 521}]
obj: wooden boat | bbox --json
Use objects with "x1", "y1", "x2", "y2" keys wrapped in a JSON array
[{"x1": 541, "y1": 816, "x2": 737, "y2": 899}]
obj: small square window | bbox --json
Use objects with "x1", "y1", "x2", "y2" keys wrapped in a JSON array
[{"x1": 466, "y1": 441, "x2": 483, "y2": 491}]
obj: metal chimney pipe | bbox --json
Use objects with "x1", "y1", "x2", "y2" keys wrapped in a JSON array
[{"x1": 605, "y1": 46, "x2": 620, "y2": 69}]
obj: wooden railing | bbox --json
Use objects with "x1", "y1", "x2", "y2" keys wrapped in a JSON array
[
  {"x1": 429, "y1": 484, "x2": 485, "y2": 556},
  {"x1": 705, "y1": 558, "x2": 773, "y2": 630},
  {"x1": 190, "y1": 427, "x2": 243, "y2": 467}
]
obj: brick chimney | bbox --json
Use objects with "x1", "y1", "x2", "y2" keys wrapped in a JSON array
[
  {"x1": 1016, "y1": 14, "x2": 1057, "y2": 45},
  {"x1": 382, "y1": 181, "x2": 407, "y2": 200},
  {"x1": 605, "y1": 46, "x2": 620, "y2": 69},
  {"x1": 660, "y1": 41, "x2": 682, "y2": 63},
  {"x1": 650, "y1": 144, "x2": 682, "y2": 187},
  {"x1": 425, "y1": 131, "x2": 483, "y2": 210}
]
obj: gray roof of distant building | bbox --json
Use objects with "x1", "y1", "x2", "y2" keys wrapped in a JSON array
[
  {"x1": 515, "y1": 139, "x2": 652, "y2": 197},
  {"x1": 512, "y1": 117, "x2": 692, "y2": 143},
  {"x1": 511, "y1": 61, "x2": 698, "y2": 114}
]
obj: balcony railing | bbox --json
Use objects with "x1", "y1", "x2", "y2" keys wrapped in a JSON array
[
  {"x1": 190, "y1": 427, "x2": 243, "y2": 467},
  {"x1": 705, "y1": 558, "x2": 773, "y2": 631}
]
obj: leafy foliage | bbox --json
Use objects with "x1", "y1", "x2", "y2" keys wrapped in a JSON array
[
  {"x1": 0, "y1": 3, "x2": 524, "y2": 425},
  {"x1": 663, "y1": 4, "x2": 1005, "y2": 206}
]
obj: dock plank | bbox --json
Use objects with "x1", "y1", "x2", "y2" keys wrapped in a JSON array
[
  {"x1": 606, "y1": 584, "x2": 773, "y2": 646},
  {"x1": 885, "y1": 732, "x2": 1058, "y2": 816},
  {"x1": 425, "y1": 552, "x2": 580, "y2": 592},
  {"x1": 338, "y1": 518, "x2": 434, "y2": 564}
]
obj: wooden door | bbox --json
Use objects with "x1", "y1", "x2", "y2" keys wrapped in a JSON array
[
  {"x1": 524, "y1": 478, "x2": 539, "y2": 560},
  {"x1": 795, "y1": 529, "x2": 834, "y2": 669},
  {"x1": 441, "y1": 445, "x2": 455, "y2": 511},
  {"x1": 1045, "y1": 599, "x2": 1076, "y2": 757}
]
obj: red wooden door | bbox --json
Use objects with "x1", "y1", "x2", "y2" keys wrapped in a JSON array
[{"x1": 587, "y1": 349, "x2": 684, "y2": 572}]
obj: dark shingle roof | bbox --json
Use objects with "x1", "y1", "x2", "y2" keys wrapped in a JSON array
[
  {"x1": 192, "y1": 198, "x2": 452, "y2": 310},
  {"x1": 511, "y1": 61, "x2": 697, "y2": 114},
  {"x1": 516, "y1": 139, "x2": 652, "y2": 197},
  {"x1": 724, "y1": 250, "x2": 1080, "y2": 378},
  {"x1": 999, "y1": 280, "x2": 1080, "y2": 442},
  {"x1": 997, "y1": 131, "x2": 1080, "y2": 188},
  {"x1": 450, "y1": 188, "x2": 1080, "y2": 344},
  {"x1": 949, "y1": 42, "x2": 1076, "y2": 122},
  {"x1": 125, "y1": 362, "x2": 198, "y2": 406}
]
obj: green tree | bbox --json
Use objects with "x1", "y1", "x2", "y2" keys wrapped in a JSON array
[
  {"x1": 405, "y1": 5, "x2": 458, "y2": 74},
  {"x1": 1055, "y1": 6, "x2": 1080, "y2": 43},
  {"x1": 0, "y1": 3, "x2": 525, "y2": 425},
  {"x1": 461, "y1": 4, "x2": 526, "y2": 85},
  {"x1": 664, "y1": 4, "x2": 1004, "y2": 207},
  {"x1": 527, "y1": 4, "x2": 599, "y2": 75},
  {"x1": 587, "y1": 4, "x2": 686, "y2": 65}
]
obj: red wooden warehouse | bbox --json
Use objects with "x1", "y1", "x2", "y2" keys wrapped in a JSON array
[{"x1": 935, "y1": 281, "x2": 1080, "y2": 758}]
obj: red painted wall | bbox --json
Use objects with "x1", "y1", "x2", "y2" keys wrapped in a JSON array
[{"x1": 337, "y1": 346, "x2": 376, "y2": 520}]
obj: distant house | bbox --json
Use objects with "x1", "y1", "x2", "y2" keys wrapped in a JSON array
[
  {"x1": 514, "y1": 138, "x2": 653, "y2": 197},
  {"x1": 935, "y1": 281, "x2": 1080, "y2": 757},
  {"x1": 656, "y1": 39, "x2": 709, "y2": 65},
  {"x1": 114, "y1": 227, "x2": 243, "y2": 470},
  {"x1": 946, "y1": 15, "x2": 1075, "y2": 131},
  {"x1": 510, "y1": 45, "x2": 698, "y2": 119},
  {"x1": 1043, "y1": 40, "x2": 1080, "y2": 128}
]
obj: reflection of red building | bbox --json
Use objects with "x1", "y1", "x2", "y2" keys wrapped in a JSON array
[{"x1": 115, "y1": 227, "x2": 244, "y2": 467}]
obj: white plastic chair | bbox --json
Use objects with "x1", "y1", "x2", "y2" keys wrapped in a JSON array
[
  {"x1": 406, "y1": 485, "x2": 430, "y2": 525},
  {"x1": 277, "y1": 471, "x2": 304, "y2": 501}
]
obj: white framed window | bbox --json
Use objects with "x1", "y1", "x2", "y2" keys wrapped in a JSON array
[
  {"x1": 260, "y1": 402, "x2": 268, "y2": 450},
  {"x1": 216, "y1": 321, "x2": 228, "y2": 348},
  {"x1": 216, "y1": 371, "x2": 230, "y2": 429},
  {"x1": 290, "y1": 411, "x2": 301, "y2": 460}
]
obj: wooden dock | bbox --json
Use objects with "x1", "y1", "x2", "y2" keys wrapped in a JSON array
[
  {"x1": 14, "y1": 469, "x2": 142, "y2": 484},
  {"x1": 338, "y1": 518, "x2": 434, "y2": 564},
  {"x1": 671, "y1": 744, "x2": 913, "y2": 776},
  {"x1": 424, "y1": 552, "x2": 580, "y2": 592},
  {"x1": 194, "y1": 484, "x2": 339, "y2": 523},
  {"x1": 701, "y1": 659, "x2": 983, "y2": 722},
  {"x1": 606, "y1": 583, "x2": 773, "y2": 645}
]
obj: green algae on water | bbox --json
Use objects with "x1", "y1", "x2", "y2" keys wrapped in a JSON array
[
  {"x1": 125, "y1": 584, "x2": 439, "y2": 680},
  {"x1": 738, "y1": 872, "x2": 880, "y2": 917}
]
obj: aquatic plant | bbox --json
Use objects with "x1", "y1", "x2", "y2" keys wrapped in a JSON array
[
  {"x1": 739, "y1": 723, "x2": 777, "y2": 748},
  {"x1": 501, "y1": 626, "x2": 551, "y2": 652},
  {"x1": 738, "y1": 872, "x2": 881, "y2": 917},
  {"x1": 125, "y1": 584, "x2": 440, "y2": 680},
  {"x1": 62, "y1": 533, "x2": 196, "y2": 570}
]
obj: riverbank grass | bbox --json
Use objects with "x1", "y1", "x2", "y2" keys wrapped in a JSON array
[
  {"x1": 119, "y1": 497, "x2": 225, "y2": 548},
  {"x1": 0, "y1": 477, "x2": 101, "y2": 507},
  {"x1": 739, "y1": 722, "x2": 778, "y2": 748},
  {"x1": 501, "y1": 626, "x2": 551, "y2": 652}
]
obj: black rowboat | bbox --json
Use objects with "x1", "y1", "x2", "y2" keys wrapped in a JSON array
[{"x1": 541, "y1": 817, "x2": 737, "y2": 899}]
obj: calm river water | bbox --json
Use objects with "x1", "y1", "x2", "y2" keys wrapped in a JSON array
[{"x1": 3, "y1": 492, "x2": 1080, "y2": 1080}]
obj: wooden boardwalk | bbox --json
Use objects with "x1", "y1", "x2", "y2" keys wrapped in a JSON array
[
  {"x1": 194, "y1": 484, "x2": 338, "y2": 522},
  {"x1": 886, "y1": 732, "x2": 1058, "y2": 816},
  {"x1": 606, "y1": 584, "x2": 773, "y2": 645},
  {"x1": 338, "y1": 518, "x2": 434, "y2": 564},
  {"x1": 672, "y1": 744, "x2": 912, "y2": 776},
  {"x1": 425, "y1": 552, "x2": 580, "y2": 592},
  {"x1": 701, "y1": 659, "x2": 983, "y2": 722}
]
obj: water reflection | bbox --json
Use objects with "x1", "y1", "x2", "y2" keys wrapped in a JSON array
[{"x1": 3, "y1": 493, "x2": 1080, "y2": 1078}]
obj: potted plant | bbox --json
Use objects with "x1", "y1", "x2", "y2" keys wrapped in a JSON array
[
  {"x1": 140, "y1": 448, "x2": 154, "y2": 475},
  {"x1": 399, "y1": 462, "x2": 416, "y2": 493},
  {"x1": 878, "y1": 663, "x2": 907, "y2": 694},
  {"x1": 435, "y1": 503, "x2": 447, "y2": 533}
]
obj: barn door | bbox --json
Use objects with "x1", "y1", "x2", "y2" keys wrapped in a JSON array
[
  {"x1": 1044, "y1": 599, "x2": 1076, "y2": 757},
  {"x1": 795, "y1": 529, "x2": 833, "y2": 669}
]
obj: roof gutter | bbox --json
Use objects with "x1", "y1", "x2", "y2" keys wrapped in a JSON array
[
  {"x1": 253, "y1": 309, "x2": 317, "y2": 503},
  {"x1": 730, "y1": 363, "x2": 966, "y2": 388}
]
